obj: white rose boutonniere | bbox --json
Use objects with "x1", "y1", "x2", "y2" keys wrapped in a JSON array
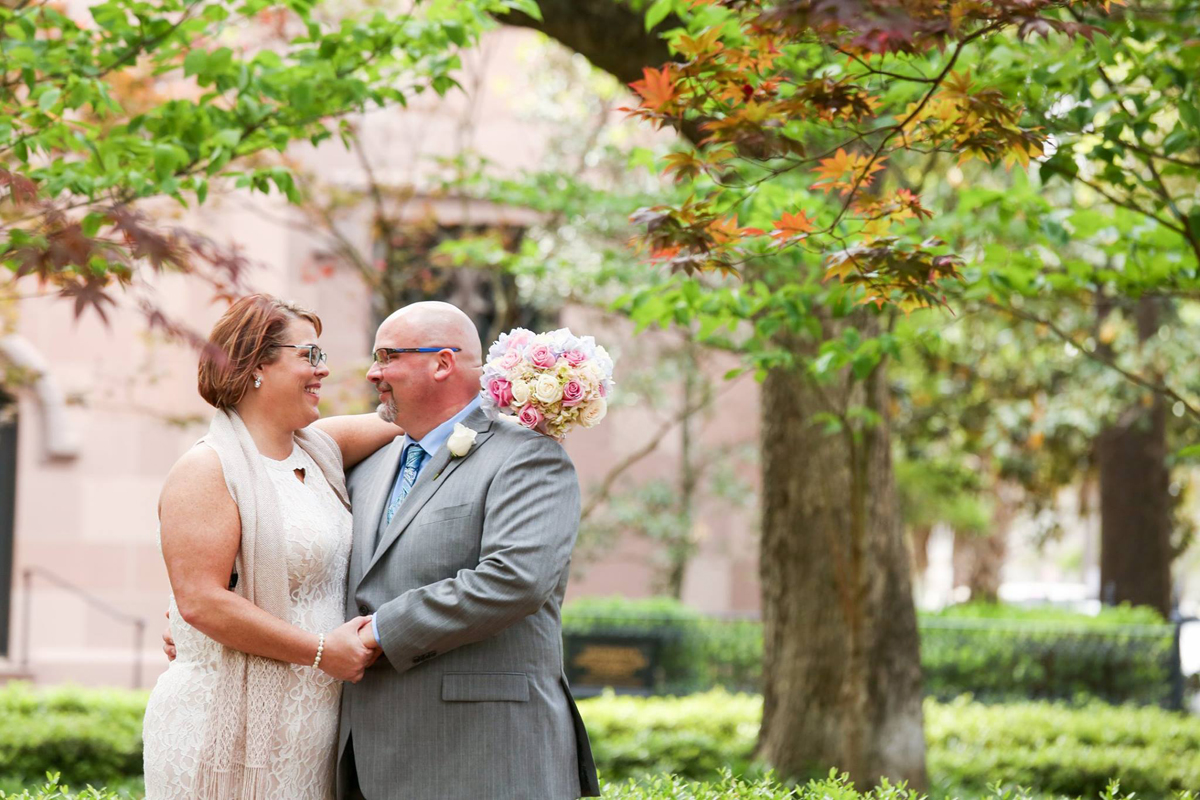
[{"x1": 447, "y1": 423, "x2": 477, "y2": 458}]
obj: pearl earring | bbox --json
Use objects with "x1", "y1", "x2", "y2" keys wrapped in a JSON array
[{"x1": 254, "y1": 375, "x2": 262, "y2": 389}]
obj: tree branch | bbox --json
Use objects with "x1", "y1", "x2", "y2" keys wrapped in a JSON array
[
  {"x1": 581, "y1": 371, "x2": 748, "y2": 520},
  {"x1": 494, "y1": 0, "x2": 708, "y2": 147},
  {"x1": 983, "y1": 298, "x2": 1200, "y2": 425}
]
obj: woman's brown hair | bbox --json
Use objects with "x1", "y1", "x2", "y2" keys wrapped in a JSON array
[{"x1": 198, "y1": 294, "x2": 323, "y2": 409}]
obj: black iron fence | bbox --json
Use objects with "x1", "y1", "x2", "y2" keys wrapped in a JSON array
[{"x1": 563, "y1": 613, "x2": 1195, "y2": 710}]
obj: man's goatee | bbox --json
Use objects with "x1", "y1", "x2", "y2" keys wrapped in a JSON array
[{"x1": 377, "y1": 401, "x2": 397, "y2": 423}]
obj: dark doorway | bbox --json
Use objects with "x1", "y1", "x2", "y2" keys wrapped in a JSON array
[{"x1": 0, "y1": 389, "x2": 15, "y2": 658}]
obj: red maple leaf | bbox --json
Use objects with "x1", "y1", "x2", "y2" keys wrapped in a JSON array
[
  {"x1": 629, "y1": 66, "x2": 677, "y2": 112},
  {"x1": 771, "y1": 210, "x2": 815, "y2": 240},
  {"x1": 811, "y1": 149, "x2": 886, "y2": 193}
]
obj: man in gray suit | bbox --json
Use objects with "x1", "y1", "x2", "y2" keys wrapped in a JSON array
[{"x1": 341, "y1": 301, "x2": 600, "y2": 800}]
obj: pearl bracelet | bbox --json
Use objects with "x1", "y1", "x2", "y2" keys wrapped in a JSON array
[{"x1": 312, "y1": 632, "x2": 325, "y2": 670}]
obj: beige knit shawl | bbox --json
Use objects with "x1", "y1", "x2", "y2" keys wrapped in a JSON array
[{"x1": 194, "y1": 409, "x2": 350, "y2": 799}]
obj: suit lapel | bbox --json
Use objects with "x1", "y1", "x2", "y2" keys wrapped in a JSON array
[
  {"x1": 354, "y1": 435, "x2": 406, "y2": 582},
  {"x1": 361, "y1": 409, "x2": 495, "y2": 580}
]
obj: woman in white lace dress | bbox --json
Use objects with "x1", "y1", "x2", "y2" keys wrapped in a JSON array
[{"x1": 143, "y1": 295, "x2": 400, "y2": 800}]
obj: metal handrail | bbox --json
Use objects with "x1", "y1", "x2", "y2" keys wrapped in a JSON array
[{"x1": 20, "y1": 565, "x2": 147, "y2": 689}]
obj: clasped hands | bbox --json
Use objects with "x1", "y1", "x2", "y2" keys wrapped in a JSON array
[
  {"x1": 161, "y1": 613, "x2": 383, "y2": 683},
  {"x1": 321, "y1": 615, "x2": 384, "y2": 683}
]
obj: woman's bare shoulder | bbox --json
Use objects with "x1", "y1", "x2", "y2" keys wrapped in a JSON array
[{"x1": 159, "y1": 444, "x2": 234, "y2": 515}]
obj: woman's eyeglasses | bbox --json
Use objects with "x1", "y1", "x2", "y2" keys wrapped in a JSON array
[{"x1": 278, "y1": 344, "x2": 328, "y2": 367}]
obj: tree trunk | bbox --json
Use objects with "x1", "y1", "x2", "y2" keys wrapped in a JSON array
[
  {"x1": 952, "y1": 530, "x2": 1005, "y2": 603},
  {"x1": 758, "y1": 319, "x2": 927, "y2": 788},
  {"x1": 493, "y1": 7, "x2": 928, "y2": 785},
  {"x1": 909, "y1": 523, "x2": 932, "y2": 590},
  {"x1": 1097, "y1": 400, "x2": 1172, "y2": 615},
  {"x1": 1096, "y1": 297, "x2": 1172, "y2": 617},
  {"x1": 951, "y1": 482, "x2": 1017, "y2": 603}
]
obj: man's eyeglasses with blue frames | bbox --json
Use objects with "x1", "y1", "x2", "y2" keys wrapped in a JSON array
[{"x1": 373, "y1": 347, "x2": 462, "y2": 366}]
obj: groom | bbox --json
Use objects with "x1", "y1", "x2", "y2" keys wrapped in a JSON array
[{"x1": 341, "y1": 301, "x2": 600, "y2": 800}]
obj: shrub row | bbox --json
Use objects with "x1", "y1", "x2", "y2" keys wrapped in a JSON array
[
  {"x1": 561, "y1": 597, "x2": 1178, "y2": 705},
  {"x1": 4, "y1": 684, "x2": 1200, "y2": 798},
  {"x1": 4, "y1": 769, "x2": 1198, "y2": 800},
  {"x1": 576, "y1": 690, "x2": 1200, "y2": 798},
  {"x1": 0, "y1": 685, "x2": 145, "y2": 790}
]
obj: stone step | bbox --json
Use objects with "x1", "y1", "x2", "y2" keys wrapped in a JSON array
[{"x1": 0, "y1": 660, "x2": 34, "y2": 684}]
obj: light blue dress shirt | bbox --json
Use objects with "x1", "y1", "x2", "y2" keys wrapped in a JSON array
[{"x1": 370, "y1": 394, "x2": 482, "y2": 643}]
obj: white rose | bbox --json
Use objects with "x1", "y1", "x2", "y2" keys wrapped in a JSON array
[
  {"x1": 511, "y1": 379, "x2": 532, "y2": 406},
  {"x1": 580, "y1": 397, "x2": 607, "y2": 428},
  {"x1": 447, "y1": 423, "x2": 478, "y2": 457},
  {"x1": 594, "y1": 345, "x2": 614, "y2": 374},
  {"x1": 534, "y1": 373, "x2": 563, "y2": 404},
  {"x1": 577, "y1": 364, "x2": 600, "y2": 392}
]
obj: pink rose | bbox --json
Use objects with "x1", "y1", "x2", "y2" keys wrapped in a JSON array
[
  {"x1": 527, "y1": 344, "x2": 557, "y2": 370},
  {"x1": 562, "y1": 349, "x2": 588, "y2": 367},
  {"x1": 561, "y1": 379, "x2": 585, "y2": 407},
  {"x1": 507, "y1": 329, "x2": 534, "y2": 348},
  {"x1": 517, "y1": 404, "x2": 544, "y2": 429},
  {"x1": 499, "y1": 347, "x2": 523, "y2": 371},
  {"x1": 488, "y1": 378, "x2": 513, "y2": 407}
]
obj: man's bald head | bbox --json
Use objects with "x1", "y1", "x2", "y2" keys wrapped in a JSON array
[
  {"x1": 369, "y1": 301, "x2": 484, "y2": 438},
  {"x1": 379, "y1": 301, "x2": 483, "y2": 367}
]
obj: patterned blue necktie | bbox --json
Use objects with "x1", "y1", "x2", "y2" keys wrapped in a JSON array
[{"x1": 384, "y1": 444, "x2": 427, "y2": 526}]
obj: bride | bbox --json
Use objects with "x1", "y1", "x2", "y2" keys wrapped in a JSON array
[{"x1": 142, "y1": 294, "x2": 399, "y2": 799}]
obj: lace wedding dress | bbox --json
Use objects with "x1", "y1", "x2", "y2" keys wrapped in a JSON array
[{"x1": 143, "y1": 445, "x2": 353, "y2": 800}]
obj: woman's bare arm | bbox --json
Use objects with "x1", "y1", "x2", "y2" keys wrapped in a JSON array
[
  {"x1": 158, "y1": 445, "x2": 375, "y2": 680},
  {"x1": 312, "y1": 413, "x2": 402, "y2": 468}
]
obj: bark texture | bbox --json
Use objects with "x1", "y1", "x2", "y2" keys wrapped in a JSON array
[
  {"x1": 951, "y1": 484, "x2": 1018, "y2": 603},
  {"x1": 758, "y1": 320, "x2": 927, "y2": 788},
  {"x1": 1096, "y1": 297, "x2": 1173, "y2": 617},
  {"x1": 952, "y1": 530, "x2": 1005, "y2": 602},
  {"x1": 1097, "y1": 401, "x2": 1172, "y2": 615}
]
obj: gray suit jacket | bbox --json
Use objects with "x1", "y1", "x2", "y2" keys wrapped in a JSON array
[{"x1": 336, "y1": 407, "x2": 600, "y2": 800}]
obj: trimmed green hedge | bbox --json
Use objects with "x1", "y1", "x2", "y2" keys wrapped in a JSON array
[
  {"x1": 928, "y1": 604, "x2": 1165, "y2": 626},
  {"x1": 0, "y1": 685, "x2": 146, "y2": 790},
  {"x1": 576, "y1": 690, "x2": 1200, "y2": 798},
  {"x1": 920, "y1": 603, "x2": 1175, "y2": 705},
  {"x1": 562, "y1": 598, "x2": 1178, "y2": 705},
  {"x1": 4, "y1": 684, "x2": 1200, "y2": 798},
  {"x1": 926, "y1": 696, "x2": 1200, "y2": 797}
]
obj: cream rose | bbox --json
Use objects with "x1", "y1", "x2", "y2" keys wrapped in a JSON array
[
  {"x1": 534, "y1": 373, "x2": 563, "y2": 404},
  {"x1": 577, "y1": 366, "x2": 600, "y2": 395},
  {"x1": 511, "y1": 378, "x2": 532, "y2": 406},
  {"x1": 580, "y1": 397, "x2": 607, "y2": 428}
]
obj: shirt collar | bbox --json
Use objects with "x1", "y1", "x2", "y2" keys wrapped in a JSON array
[{"x1": 404, "y1": 394, "x2": 482, "y2": 458}]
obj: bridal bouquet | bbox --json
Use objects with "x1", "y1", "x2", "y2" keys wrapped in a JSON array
[{"x1": 480, "y1": 327, "x2": 615, "y2": 440}]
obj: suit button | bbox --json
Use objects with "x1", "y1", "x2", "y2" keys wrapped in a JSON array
[{"x1": 358, "y1": 604, "x2": 370, "y2": 616}]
